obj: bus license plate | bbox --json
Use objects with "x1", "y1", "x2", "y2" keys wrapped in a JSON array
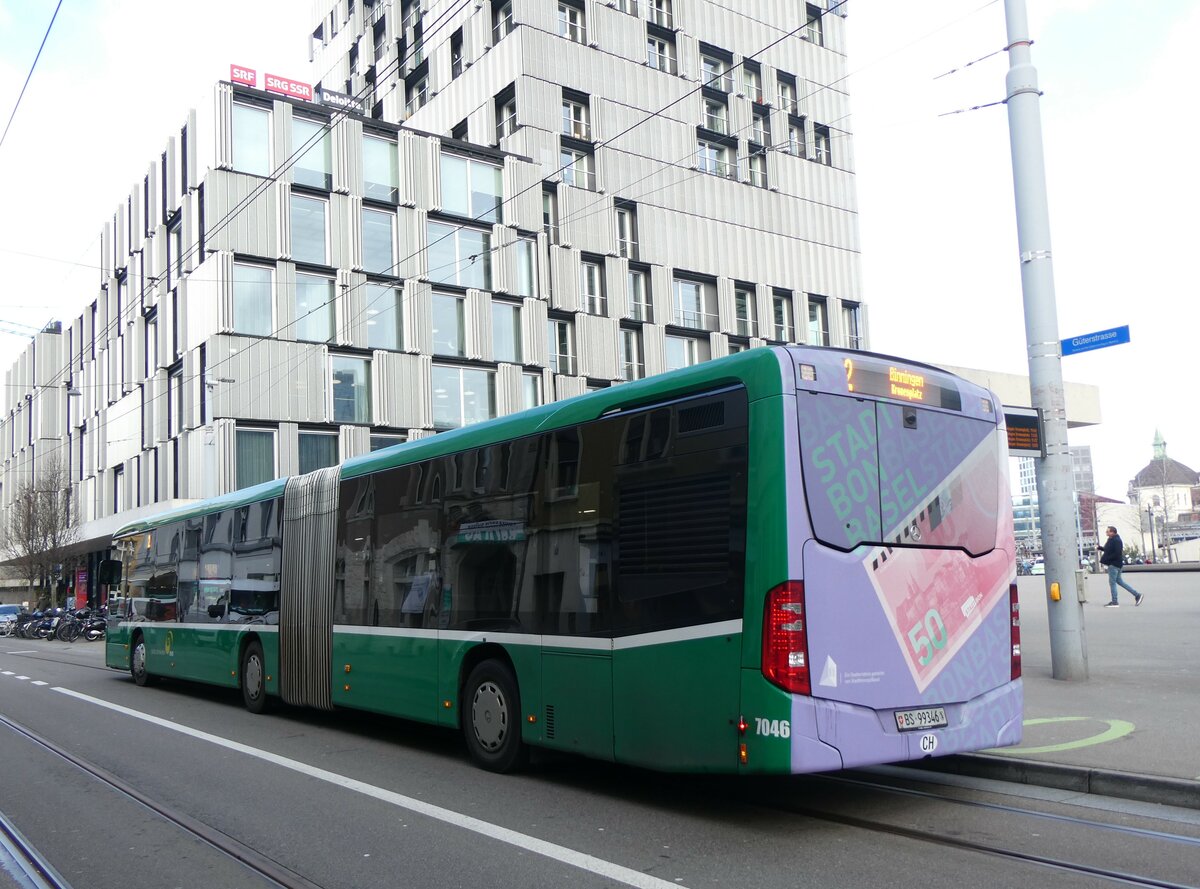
[{"x1": 895, "y1": 707, "x2": 947, "y2": 732}]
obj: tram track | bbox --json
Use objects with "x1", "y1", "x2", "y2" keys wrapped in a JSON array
[
  {"x1": 0, "y1": 806, "x2": 72, "y2": 889},
  {"x1": 0, "y1": 713, "x2": 326, "y2": 889},
  {"x1": 730, "y1": 774, "x2": 1200, "y2": 889}
]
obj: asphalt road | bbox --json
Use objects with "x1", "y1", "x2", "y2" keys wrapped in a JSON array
[{"x1": 2, "y1": 637, "x2": 1200, "y2": 889}]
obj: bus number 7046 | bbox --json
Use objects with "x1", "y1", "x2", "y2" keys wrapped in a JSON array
[{"x1": 754, "y1": 718, "x2": 791, "y2": 739}]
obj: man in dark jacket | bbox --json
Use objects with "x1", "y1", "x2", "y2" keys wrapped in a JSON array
[{"x1": 1097, "y1": 526, "x2": 1143, "y2": 608}]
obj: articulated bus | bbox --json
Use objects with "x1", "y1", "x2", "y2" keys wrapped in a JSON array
[{"x1": 105, "y1": 346, "x2": 1022, "y2": 773}]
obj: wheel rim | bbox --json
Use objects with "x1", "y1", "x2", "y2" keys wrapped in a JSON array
[
  {"x1": 132, "y1": 641, "x2": 146, "y2": 679},
  {"x1": 471, "y1": 680, "x2": 508, "y2": 752},
  {"x1": 244, "y1": 653, "x2": 263, "y2": 701}
]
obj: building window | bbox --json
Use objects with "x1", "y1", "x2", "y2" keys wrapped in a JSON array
[
  {"x1": 672, "y1": 277, "x2": 718, "y2": 331},
  {"x1": 426, "y1": 221, "x2": 492, "y2": 289},
  {"x1": 616, "y1": 203, "x2": 638, "y2": 259},
  {"x1": 543, "y1": 185, "x2": 559, "y2": 243},
  {"x1": 363, "y1": 134, "x2": 399, "y2": 202},
  {"x1": 406, "y1": 77, "x2": 428, "y2": 116},
  {"x1": 697, "y1": 140, "x2": 732, "y2": 178},
  {"x1": 235, "y1": 428, "x2": 275, "y2": 489},
  {"x1": 432, "y1": 292, "x2": 465, "y2": 357},
  {"x1": 496, "y1": 95, "x2": 518, "y2": 141},
  {"x1": 513, "y1": 238, "x2": 536, "y2": 297},
  {"x1": 734, "y1": 286, "x2": 757, "y2": 337},
  {"x1": 773, "y1": 291, "x2": 795, "y2": 342},
  {"x1": 813, "y1": 124, "x2": 832, "y2": 166},
  {"x1": 700, "y1": 54, "x2": 732, "y2": 92},
  {"x1": 750, "y1": 109, "x2": 771, "y2": 147},
  {"x1": 548, "y1": 318, "x2": 575, "y2": 375},
  {"x1": 492, "y1": 301, "x2": 522, "y2": 363},
  {"x1": 842, "y1": 301, "x2": 863, "y2": 350},
  {"x1": 331, "y1": 356, "x2": 372, "y2": 424},
  {"x1": 617, "y1": 0, "x2": 638, "y2": 14},
  {"x1": 627, "y1": 268, "x2": 652, "y2": 321},
  {"x1": 744, "y1": 64, "x2": 764, "y2": 103},
  {"x1": 665, "y1": 335, "x2": 709, "y2": 371},
  {"x1": 702, "y1": 98, "x2": 728, "y2": 135},
  {"x1": 113, "y1": 466, "x2": 124, "y2": 514},
  {"x1": 562, "y1": 98, "x2": 590, "y2": 140},
  {"x1": 788, "y1": 121, "x2": 805, "y2": 157},
  {"x1": 299, "y1": 431, "x2": 339, "y2": 474},
  {"x1": 232, "y1": 104, "x2": 271, "y2": 176},
  {"x1": 620, "y1": 328, "x2": 644, "y2": 381},
  {"x1": 291, "y1": 194, "x2": 328, "y2": 265},
  {"x1": 558, "y1": 2, "x2": 585, "y2": 43},
  {"x1": 433, "y1": 365, "x2": 496, "y2": 430},
  {"x1": 581, "y1": 259, "x2": 606, "y2": 315},
  {"x1": 233, "y1": 263, "x2": 273, "y2": 337},
  {"x1": 362, "y1": 208, "x2": 396, "y2": 275},
  {"x1": 523, "y1": 373, "x2": 543, "y2": 409},
  {"x1": 649, "y1": 0, "x2": 672, "y2": 28},
  {"x1": 440, "y1": 153, "x2": 503, "y2": 223},
  {"x1": 370, "y1": 433, "x2": 406, "y2": 451},
  {"x1": 492, "y1": 0, "x2": 513, "y2": 42},
  {"x1": 366, "y1": 283, "x2": 403, "y2": 350},
  {"x1": 295, "y1": 273, "x2": 335, "y2": 342},
  {"x1": 805, "y1": 4, "x2": 824, "y2": 46},
  {"x1": 451, "y1": 28, "x2": 464, "y2": 78},
  {"x1": 647, "y1": 35, "x2": 676, "y2": 73},
  {"x1": 748, "y1": 152, "x2": 767, "y2": 188},
  {"x1": 808, "y1": 295, "x2": 829, "y2": 346},
  {"x1": 778, "y1": 76, "x2": 799, "y2": 115},
  {"x1": 168, "y1": 368, "x2": 183, "y2": 437},
  {"x1": 293, "y1": 117, "x2": 332, "y2": 190},
  {"x1": 560, "y1": 147, "x2": 595, "y2": 190}
]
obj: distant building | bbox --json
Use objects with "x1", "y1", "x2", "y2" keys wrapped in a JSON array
[
  {"x1": 1017, "y1": 445, "x2": 1094, "y2": 497},
  {"x1": 1127, "y1": 430, "x2": 1200, "y2": 559}
]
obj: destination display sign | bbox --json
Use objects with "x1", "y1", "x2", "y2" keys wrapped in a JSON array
[{"x1": 843, "y1": 356, "x2": 962, "y2": 411}]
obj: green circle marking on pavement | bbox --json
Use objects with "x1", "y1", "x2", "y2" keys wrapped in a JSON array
[{"x1": 985, "y1": 716, "x2": 1135, "y2": 756}]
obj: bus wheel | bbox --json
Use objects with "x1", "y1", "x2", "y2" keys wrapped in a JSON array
[
  {"x1": 463, "y1": 660, "x2": 527, "y2": 773},
  {"x1": 240, "y1": 640, "x2": 269, "y2": 715},
  {"x1": 130, "y1": 634, "x2": 156, "y2": 687}
]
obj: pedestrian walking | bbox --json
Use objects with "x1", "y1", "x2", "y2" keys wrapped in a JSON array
[{"x1": 1097, "y1": 526, "x2": 1143, "y2": 608}]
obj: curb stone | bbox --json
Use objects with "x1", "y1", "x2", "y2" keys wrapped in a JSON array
[{"x1": 900, "y1": 753, "x2": 1200, "y2": 810}]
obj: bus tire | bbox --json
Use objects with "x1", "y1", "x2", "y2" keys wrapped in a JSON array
[
  {"x1": 463, "y1": 659, "x2": 527, "y2": 773},
  {"x1": 130, "y1": 634, "x2": 157, "y2": 687},
  {"x1": 240, "y1": 640, "x2": 269, "y2": 714}
]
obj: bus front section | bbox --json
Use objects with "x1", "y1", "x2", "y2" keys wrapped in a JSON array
[{"x1": 741, "y1": 348, "x2": 1021, "y2": 774}]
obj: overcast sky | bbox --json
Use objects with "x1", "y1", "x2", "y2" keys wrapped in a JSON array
[{"x1": 1, "y1": 0, "x2": 1195, "y2": 500}]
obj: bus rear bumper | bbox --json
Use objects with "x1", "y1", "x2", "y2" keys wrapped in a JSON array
[{"x1": 794, "y1": 679, "x2": 1023, "y2": 772}]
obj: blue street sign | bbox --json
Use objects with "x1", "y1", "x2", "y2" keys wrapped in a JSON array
[{"x1": 1060, "y1": 324, "x2": 1130, "y2": 357}]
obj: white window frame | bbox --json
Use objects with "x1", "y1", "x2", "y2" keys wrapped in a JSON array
[
  {"x1": 330, "y1": 355, "x2": 373, "y2": 424},
  {"x1": 558, "y1": 3, "x2": 586, "y2": 43},
  {"x1": 562, "y1": 99, "x2": 590, "y2": 140},
  {"x1": 620, "y1": 328, "x2": 645, "y2": 381},
  {"x1": 647, "y1": 36, "x2": 675, "y2": 73},
  {"x1": 290, "y1": 193, "x2": 329, "y2": 265},
  {"x1": 773, "y1": 293, "x2": 795, "y2": 342},
  {"x1": 235, "y1": 426, "x2": 277, "y2": 490},
  {"x1": 581, "y1": 260, "x2": 606, "y2": 315},
  {"x1": 361, "y1": 207, "x2": 396, "y2": 275},
  {"x1": 734, "y1": 287, "x2": 757, "y2": 337},
  {"x1": 778, "y1": 78, "x2": 799, "y2": 115},
  {"x1": 700, "y1": 55, "x2": 732, "y2": 92},
  {"x1": 627, "y1": 269, "x2": 651, "y2": 322},
  {"x1": 232, "y1": 262, "x2": 275, "y2": 337},
  {"x1": 548, "y1": 318, "x2": 576, "y2": 375},
  {"x1": 560, "y1": 147, "x2": 595, "y2": 190}
]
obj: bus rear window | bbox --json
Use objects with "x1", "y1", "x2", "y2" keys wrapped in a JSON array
[{"x1": 798, "y1": 393, "x2": 1000, "y2": 555}]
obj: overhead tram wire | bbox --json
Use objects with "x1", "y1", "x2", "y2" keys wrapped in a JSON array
[
  {"x1": 8, "y1": 0, "x2": 474, "y2": 418},
  {"x1": 0, "y1": 0, "x2": 64, "y2": 152},
  {"x1": 6, "y1": 0, "x2": 475, "y2": 470},
  {"x1": 15, "y1": 1, "x2": 869, "y2": 474}
]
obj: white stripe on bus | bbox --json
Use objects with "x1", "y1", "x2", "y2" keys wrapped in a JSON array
[
  {"x1": 52, "y1": 687, "x2": 691, "y2": 889},
  {"x1": 121, "y1": 620, "x2": 742, "y2": 653}
]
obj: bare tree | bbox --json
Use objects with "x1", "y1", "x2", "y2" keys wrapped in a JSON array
[{"x1": 1, "y1": 458, "x2": 78, "y2": 605}]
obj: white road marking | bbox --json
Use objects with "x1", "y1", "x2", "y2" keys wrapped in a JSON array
[
  {"x1": 5, "y1": 651, "x2": 37, "y2": 655},
  {"x1": 14, "y1": 676, "x2": 29, "y2": 680},
  {"x1": 2, "y1": 671, "x2": 14, "y2": 675},
  {"x1": 53, "y1": 687, "x2": 688, "y2": 889},
  {"x1": 30, "y1": 681, "x2": 48, "y2": 686}
]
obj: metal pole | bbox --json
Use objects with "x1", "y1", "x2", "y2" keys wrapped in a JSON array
[
  {"x1": 1003, "y1": 0, "x2": 1087, "y2": 679},
  {"x1": 1147, "y1": 505, "x2": 1156, "y2": 562}
]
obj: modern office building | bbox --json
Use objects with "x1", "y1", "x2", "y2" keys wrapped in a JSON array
[
  {"x1": 1, "y1": 1, "x2": 865, "y2": 603},
  {"x1": 1018, "y1": 445, "x2": 1094, "y2": 497}
]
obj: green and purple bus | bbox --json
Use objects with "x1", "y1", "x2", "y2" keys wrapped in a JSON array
[{"x1": 105, "y1": 345, "x2": 1022, "y2": 773}]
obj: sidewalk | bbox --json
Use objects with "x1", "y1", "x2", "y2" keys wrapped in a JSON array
[{"x1": 915, "y1": 572, "x2": 1200, "y2": 808}]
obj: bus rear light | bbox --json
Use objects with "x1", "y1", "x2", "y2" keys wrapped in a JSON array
[
  {"x1": 763, "y1": 581, "x2": 811, "y2": 696},
  {"x1": 1010, "y1": 582, "x2": 1022, "y2": 680}
]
